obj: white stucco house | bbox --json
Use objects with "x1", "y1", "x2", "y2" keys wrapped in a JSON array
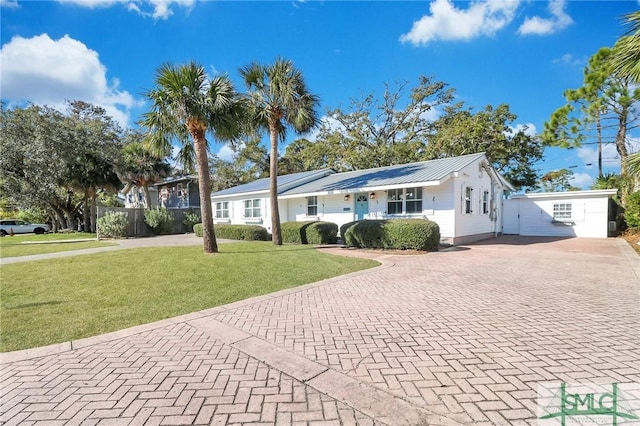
[
  {"x1": 210, "y1": 153, "x2": 516, "y2": 244},
  {"x1": 503, "y1": 189, "x2": 618, "y2": 238}
]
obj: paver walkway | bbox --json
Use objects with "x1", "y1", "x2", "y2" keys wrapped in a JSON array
[{"x1": 1, "y1": 236, "x2": 639, "y2": 425}]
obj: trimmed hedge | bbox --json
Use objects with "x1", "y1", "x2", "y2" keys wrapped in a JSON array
[
  {"x1": 343, "y1": 219, "x2": 440, "y2": 251},
  {"x1": 281, "y1": 221, "x2": 338, "y2": 244},
  {"x1": 193, "y1": 223, "x2": 269, "y2": 241}
]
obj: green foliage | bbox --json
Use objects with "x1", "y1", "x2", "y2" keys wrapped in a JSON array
[
  {"x1": 343, "y1": 219, "x2": 440, "y2": 251},
  {"x1": 194, "y1": 223, "x2": 268, "y2": 240},
  {"x1": 427, "y1": 103, "x2": 543, "y2": 190},
  {"x1": 611, "y1": 11, "x2": 640, "y2": 83},
  {"x1": 624, "y1": 191, "x2": 640, "y2": 227},
  {"x1": 183, "y1": 211, "x2": 201, "y2": 231},
  {"x1": 212, "y1": 224, "x2": 269, "y2": 241},
  {"x1": 97, "y1": 212, "x2": 128, "y2": 238},
  {"x1": 144, "y1": 208, "x2": 174, "y2": 234},
  {"x1": 15, "y1": 208, "x2": 48, "y2": 224},
  {"x1": 281, "y1": 221, "x2": 338, "y2": 244},
  {"x1": 539, "y1": 169, "x2": 581, "y2": 192}
]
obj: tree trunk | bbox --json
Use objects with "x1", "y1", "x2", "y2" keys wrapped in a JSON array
[
  {"x1": 269, "y1": 122, "x2": 282, "y2": 245},
  {"x1": 142, "y1": 182, "x2": 151, "y2": 209},
  {"x1": 90, "y1": 191, "x2": 97, "y2": 233},
  {"x1": 616, "y1": 107, "x2": 629, "y2": 176},
  {"x1": 596, "y1": 111, "x2": 603, "y2": 178},
  {"x1": 193, "y1": 134, "x2": 218, "y2": 253}
]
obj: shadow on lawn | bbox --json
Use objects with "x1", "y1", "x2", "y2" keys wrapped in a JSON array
[{"x1": 8, "y1": 301, "x2": 64, "y2": 309}]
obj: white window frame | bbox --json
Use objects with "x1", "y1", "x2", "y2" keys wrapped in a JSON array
[
  {"x1": 215, "y1": 201, "x2": 230, "y2": 219},
  {"x1": 465, "y1": 186, "x2": 473, "y2": 214},
  {"x1": 553, "y1": 203, "x2": 572, "y2": 220},
  {"x1": 244, "y1": 199, "x2": 261, "y2": 218},
  {"x1": 387, "y1": 187, "x2": 422, "y2": 215},
  {"x1": 307, "y1": 196, "x2": 318, "y2": 216},
  {"x1": 482, "y1": 190, "x2": 489, "y2": 215}
]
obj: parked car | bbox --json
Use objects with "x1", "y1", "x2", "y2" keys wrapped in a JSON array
[{"x1": 0, "y1": 219, "x2": 50, "y2": 236}]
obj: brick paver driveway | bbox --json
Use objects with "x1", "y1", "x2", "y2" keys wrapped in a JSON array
[{"x1": 1, "y1": 236, "x2": 639, "y2": 425}]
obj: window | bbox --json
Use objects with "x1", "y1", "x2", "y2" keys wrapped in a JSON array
[
  {"x1": 244, "y1": 199, "x2": 261, "y2": 218},
  {"x1": 465, "y1": 187, "x2": 473, "y2": 214},
  {"x1": 215, "y1": 202, "x2": 230, "y2": 219},
  {"x1": 553, "y1": 203, "x2": 572, "y2": 220},
  {"x1": 405, "y1": 188, "x2": 422, "y2": 213},
  {"x1": 387, "y1": 189, "x2": 403, "y2": 214},
  {"x1": 482, "y1": 190, "x2": 489, "y2": 214},
  {"x1": 307, "y1": 196, "x2": 318, "y2": 216},
  {"x1": 387, "y1": 187, "x2": 422, "y2": 215}
]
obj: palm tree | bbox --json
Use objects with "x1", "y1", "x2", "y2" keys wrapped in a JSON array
[
  {"x1": 117, "y1": 132, "x2": 172, "y2": 208},
  {"x1": 239, "y1": 58, "x2": 320, "y2": 245},
  {"x1": 612, "y1": 11, "x2": 640, "y2": 82},
  {"x1": 141, "y1": 62, "x2": 242, "y2": 253}
]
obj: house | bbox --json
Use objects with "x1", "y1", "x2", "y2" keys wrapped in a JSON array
[
  {"x1": 156, "y1": 175, "x2": 200, "y2": 209},
  {"x1": 210, "y1": 153, "x2": 515, "y2": 244},
  {"x1": 122, "y1": 183, "x2": 158, "y2": 209},
  {"x1": 503, "y1": 189, "x2": 618, "y2": 238}
]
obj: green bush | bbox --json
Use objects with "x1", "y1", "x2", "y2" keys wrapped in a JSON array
[
  {"x1": 343, "y1": 219, "x2": 440, "y2": 251},
  {"x1": 281, "y1": 221, "x2": 338, "y2": 244},
  {"x1": 97, "y1": 212, "x2": 128, "y2": 238},
  {"x1": 144, "y1": 208, "x2": 174, "y2": 234},
  {"x1": 183, "y1": 211, "x2": 201, "y2": 232},
  {"x1": 625, "y1": 191, "x2": 640, "y2": 228},
  {"x1": 340, "y1": 221, "x2": 358, "y2": 240},
  {"x1": 193, "y1": 223, "x2": 268, "y2": 241}
]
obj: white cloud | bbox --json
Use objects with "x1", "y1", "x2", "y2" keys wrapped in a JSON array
[
  {"x1": 577, "y1": 144, "x2": 621, "y2": 169},
  {"x1": 517, "y1": 0, "x2": 573, "y2": 36},
  {"x1": 552, "y1": 53, "x2": 584, "y2": 67},
  {"x1": 216, "y1": 145, "x2": 235, "y2": 162},
  {"x1": 400, "y1": 0, "x2": 520, "y2": 46},
  {"x1": 569, "y1": 172, "x2": 593, "y2": 189},
  {"x1": 0, "y1": 0, "x2": 19, "y2": 8},
  {"x1": 0, "y1": 33, "x2": 139, "y2": 126},
  {"x1": 511, "y1": 123, "x2": 537, "y2": 137},
  {"x1": 57, "y1": 0, "x2": 195, "y2": 20}
]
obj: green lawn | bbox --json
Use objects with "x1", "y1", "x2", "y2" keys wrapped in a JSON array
[
  {"x1": 0, "y1": 233, "x2": 116, "y2": 258},
  {"x1": 0, "y1": 242, "x2": 378, "y2": 352}
]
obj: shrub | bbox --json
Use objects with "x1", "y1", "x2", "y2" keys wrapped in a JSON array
[
  {"x1": 343, "y1": 219, "x2": 440, "y2": 251},
  {"x1": 281, "y1": 221, "x2": 338, "y2": 244},
  {"x1": 183, "y1": 211, "x2": 201, "y2": 232},
  {"x1": 340, "y1": 221, "x2": 358, "y2": 240},
  {"x1": 144, "y1": 208, "x2": 174, "y2": 235},
  {"x1": 624, "y1": 191, "x2": 640, "y2": 228},
  {"x1": 193, "y1": 223, "x2": 268, "y2": 241},
  {"x1": 97, "y1": 212, "x2": 128, "y2": 238}
]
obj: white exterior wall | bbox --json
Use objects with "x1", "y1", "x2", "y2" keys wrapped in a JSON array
[
  {"x1": 451, "y1": 161, "x2": 504, "y2": 242},
  {"x1": 507, "y1": 193, "x2": 612, "y2": 238}
]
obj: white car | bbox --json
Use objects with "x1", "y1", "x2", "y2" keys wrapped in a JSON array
[{"x1": 0, "y1": 219, "x2": 50, "y2": 236}]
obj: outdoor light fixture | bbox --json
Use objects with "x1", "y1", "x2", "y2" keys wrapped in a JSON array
[
  {"x1": 344, "y1": 194, "x2": 350, "y2": 201},
  {"x1": 370, "y1": 192, "x2": 376, "y2": 199}
]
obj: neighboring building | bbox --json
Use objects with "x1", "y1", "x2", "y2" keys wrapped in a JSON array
[
  {"x1": 503, "y1": 189, "x2": 618, "y2": 238},
  {"x1": 122, "y1": 183, "x2": 158, "y2": 209},
  {"x1": 156, "y1": 175, "x2": 200, "y2": 209},
  {"x1": 210, "y1": 153, "x2": 515, "y2": 244}
]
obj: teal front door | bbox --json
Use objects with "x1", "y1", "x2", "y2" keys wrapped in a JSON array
[{"x1": 355, "y1": 193, "x2": 369, "y2": 220}]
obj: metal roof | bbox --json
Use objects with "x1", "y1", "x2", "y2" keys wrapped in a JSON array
[
  {"x1": 210, "y1": 169, "x2": 335, "y2": 198},
  {"x1": 280, "y1": 153, "x2": 487, "y2": 197}
]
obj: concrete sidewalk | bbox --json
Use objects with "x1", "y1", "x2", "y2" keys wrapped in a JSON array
[{"x1": 1, "y1": 236, "x2": 639, "y2": 425}]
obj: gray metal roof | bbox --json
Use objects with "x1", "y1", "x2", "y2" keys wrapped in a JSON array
[
  {"x1": 210, "y1": 169, "x2": 335, "y2": 198},
  {"x1": 280, "y1": 153, "x2": 487, "y2": 196}
]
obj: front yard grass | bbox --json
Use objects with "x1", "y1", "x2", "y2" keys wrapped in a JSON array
[
  {"x1": 0, "y1": 233, "x2": 116, "y2": 258},
  {"x1": 0, "y1": 242, "x2": 379, "y2": 352}
]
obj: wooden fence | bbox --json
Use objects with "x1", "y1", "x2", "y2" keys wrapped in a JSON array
[{"x1": 97, "y1": 207, "x2": 200, "y2": 238}]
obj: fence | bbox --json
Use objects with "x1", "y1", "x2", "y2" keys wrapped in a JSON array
[{"x1": 97, "y1": 207, "x2": 201, "y2": 238}]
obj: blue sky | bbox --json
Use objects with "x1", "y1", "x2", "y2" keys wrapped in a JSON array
[{"x1": 1, "y1": 0, "x2": 638, "y2": 190}]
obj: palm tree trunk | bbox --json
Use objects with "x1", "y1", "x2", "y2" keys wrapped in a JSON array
[
  {"x1": 269, "y1": 123, "x2": 282, "y2": 245},
  {"x1": 193, "y1": 135, "x2": 218, "y2": 253}
]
